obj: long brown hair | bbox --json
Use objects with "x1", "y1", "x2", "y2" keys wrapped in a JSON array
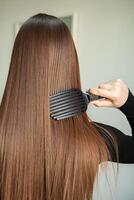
[{"x1": 0, "y1": 13, "x2": 119, "y2": 200}]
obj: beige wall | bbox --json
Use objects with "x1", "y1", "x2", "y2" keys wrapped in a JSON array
[{"x1": 0, "y1": 0, "x2": 134, "y2": 199}]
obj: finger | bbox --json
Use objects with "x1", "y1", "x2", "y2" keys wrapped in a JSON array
[
  {"x1": 98, "y1": 82, "x2": 113, "y2": 90},
  {"x1": 91, "y1": 99, "x2": 113, "y2": 107},
  {"x1": 89, "y1": 88, "x2": 111, "y2": 99},
  {"x1": 98, "y1": 79, "x2": 119, "y2": 88},
  {"x1": 103, "y1": 79, "x2": 118, "y2": 84}
]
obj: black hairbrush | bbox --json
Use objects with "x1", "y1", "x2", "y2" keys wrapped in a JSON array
[{"x1": 49, "y1": 88, "x2": 105, "y2": 120}]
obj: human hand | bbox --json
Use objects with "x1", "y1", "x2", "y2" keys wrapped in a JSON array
[{"x1": 86, "y1": 79, "x2": 129, "y2": 108}]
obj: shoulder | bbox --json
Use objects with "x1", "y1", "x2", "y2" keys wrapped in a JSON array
[
  {"x1": 92, "y1": 121, "x2": 125, "y2": 137},
  {"x1": 91, "y1": 121, "x2": 119, "y2": 162}
]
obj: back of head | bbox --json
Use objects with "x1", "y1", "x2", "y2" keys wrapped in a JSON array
[{"x1": 0, "y1": 13, "x2": 118, "y2": 200}]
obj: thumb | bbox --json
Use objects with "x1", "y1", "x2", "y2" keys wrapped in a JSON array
[{"x1": 90, "y1": 99, "x2": 113, "y2": 107}]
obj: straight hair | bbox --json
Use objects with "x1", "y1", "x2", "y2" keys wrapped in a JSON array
[{"x1": 0, "y1": 13, "x2": 119, "y2": 200}]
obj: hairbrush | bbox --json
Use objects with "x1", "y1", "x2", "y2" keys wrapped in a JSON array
[{"x1": 49, "y1": 88, "x2": 105, "y2": 120}]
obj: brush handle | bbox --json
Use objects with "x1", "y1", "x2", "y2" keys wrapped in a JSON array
[{"x1": 85, "y1": 92, "x2": 105, "y2": 103}]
